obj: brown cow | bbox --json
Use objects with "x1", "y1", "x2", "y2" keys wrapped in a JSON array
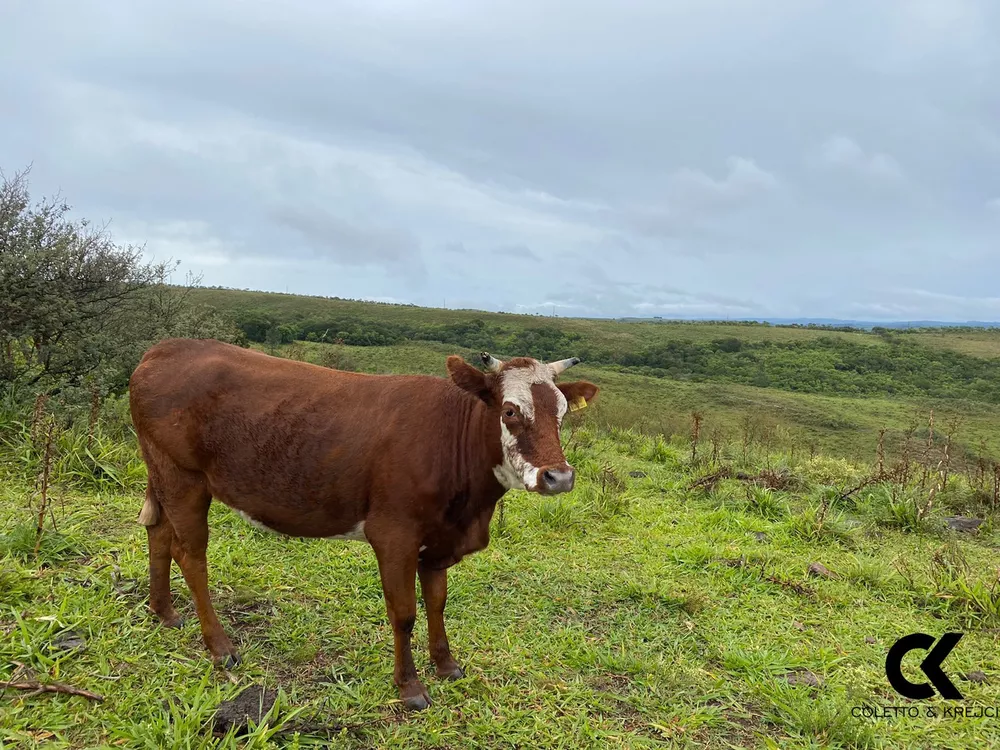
[{"x1": 128, "y1": 338, "x2": 598, "y2": 710}]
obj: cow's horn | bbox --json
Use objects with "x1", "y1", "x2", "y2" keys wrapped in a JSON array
[
  {"x1": 549, "y1": 357, "x2": 581, "y2": 375},
  {"x1": 480, "y1": 352, "x2": 503, "y2": 372}
]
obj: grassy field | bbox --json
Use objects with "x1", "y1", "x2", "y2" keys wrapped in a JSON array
[
  {"x1": 908, "y1": 329, "x2": 1000, "y2": 360},
  {"x1": 5, "y1": 290, "x2": 1000, "y2": 748},
  {"x1": 4, "y1": 411, "x2": 1000, "y2": 748}
]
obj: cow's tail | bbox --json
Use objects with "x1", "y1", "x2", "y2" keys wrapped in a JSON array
[{"x1": 138, "y1": 492, "x2": 161, "y2": 526}]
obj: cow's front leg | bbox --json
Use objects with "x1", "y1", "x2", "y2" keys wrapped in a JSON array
[
  {"x1": 372, "y1": 538, "x2": 430, "y2": 710},
  {"x1": 418, "y1": 564, "x2": 464, "y2": 680}
]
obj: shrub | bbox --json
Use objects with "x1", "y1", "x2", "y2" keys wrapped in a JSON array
[{"x1": 317, "y1": 347, "x2": 359, "y2": 372}]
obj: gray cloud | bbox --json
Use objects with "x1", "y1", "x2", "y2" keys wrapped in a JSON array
[
  {"x1": 626, "y1": 157, "x2": 781, "y2": 241},
  {"x1": 495, "y1": 244, "x2": 540, "y2": 261},
  {"x1": 527, "y1": 277, "x2": 765, "y2": 319},
  {"x1": 1, "y1": 0, "x2": 998, "y2": 320},
  {"x1": 270, "y1": 206, "x2": 422, "y2": 269},
  {"x1": 818, "y1": 136, "x2": 905, "y2": 183}
]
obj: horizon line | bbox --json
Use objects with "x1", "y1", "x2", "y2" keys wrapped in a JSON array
[{"x1": 182, "y1": 284, "x2": 1000, "y2": 330}]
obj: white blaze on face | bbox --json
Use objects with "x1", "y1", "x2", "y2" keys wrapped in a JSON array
[
  {"x1": 554, "y1": 387, "x2": 568, "y2": 427},
  {"x1": 492, "y1": 362, "x2": 570, "y2": 491}
]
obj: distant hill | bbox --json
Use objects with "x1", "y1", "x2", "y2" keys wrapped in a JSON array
[
  {"x1": 192, "y1": 286, "x2": 1000, "y2": 332},
  {"x1": 625, "y1": 317, "x2": 1000, "y2": 331},
  {"x1": 757, "y1": 318, "x2": 1000, "y2": 330}
]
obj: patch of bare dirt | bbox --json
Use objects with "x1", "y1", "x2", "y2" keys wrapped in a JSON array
[{"x1": 588, "y1": 672, "x2": 632, "y2": 696}]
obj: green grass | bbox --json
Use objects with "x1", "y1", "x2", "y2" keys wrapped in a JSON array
[
  {"x1": 5, "y1": 290, "x2": 1000, "y2": 747},
  {"x1": 909, "y1": 329, "x2": 1000, "y2": 360},
  {"x1": 4, "y1": 427, "x2": 1000, "y2": 749}
]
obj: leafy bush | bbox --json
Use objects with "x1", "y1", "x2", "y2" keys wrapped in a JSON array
[{"x1": 0, "y1": 167, "x2": 244, "y2": 403}]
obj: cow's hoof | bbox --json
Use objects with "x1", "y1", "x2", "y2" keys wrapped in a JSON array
[
  {"x1": 437, "y1": 664, "x2": 465, "y2": 681},
  {"x1": 151, "y1": 606, "x2": 185, "y2": 629},
  {"x1": 400, "y1": 682, "x2": 431, "y2": 711},
  {"x1": 215, "y1": 651, "x2": 242, "y2": 670},
  {"x1": 403, "y1": 693, "x2": 431, "y2": 711}
]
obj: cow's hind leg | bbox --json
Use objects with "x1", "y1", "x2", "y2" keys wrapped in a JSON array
[
  {"x1": 418, "y1": 564, "x2": 464, "y2": 680},
  {"x1": 141, "y1": 487, "x2": 184, "y2": 628},
  {"x1": 155, "y1": 471, "x2": 240, "y2": 668}
]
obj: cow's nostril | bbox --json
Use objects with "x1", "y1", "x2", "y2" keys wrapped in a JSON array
[{"x1": 539, "y1": 467, "x2": 574, "y2": 493}]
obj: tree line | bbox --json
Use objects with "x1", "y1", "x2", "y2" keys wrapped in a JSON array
[{"x1": 231, "y1": 308, "x2": 1000, "y2": 403}]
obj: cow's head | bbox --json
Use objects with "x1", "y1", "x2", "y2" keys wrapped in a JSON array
[{"x1": 447, "y1": 351, "x2": 599, "y2": 495}]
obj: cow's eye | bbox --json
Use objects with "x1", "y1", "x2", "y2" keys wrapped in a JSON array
[{"x1": 504, "y1": 407, "x2": 516, "y2": 419}]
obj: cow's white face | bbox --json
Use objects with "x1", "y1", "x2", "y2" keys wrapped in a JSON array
[
  {"x1": 447, "y1": 352, "x2": 599, "y2": 495},
  {"x1": 493, "y1": 360, "x2": 569, "y2": 491}
]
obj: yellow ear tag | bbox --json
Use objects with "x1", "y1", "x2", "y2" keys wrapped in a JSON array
[{"x1": 569, "y1": 396, "x2": 588, "y2": 412}]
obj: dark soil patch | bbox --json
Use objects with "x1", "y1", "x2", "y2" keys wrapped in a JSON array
[
  {"x1": 588, "y1": 672, "x2": 632, "y2": 696},
  {"x1": 212, "y1": 685, "x2": 278, "y2": 737},
  {"x1": 783, "y1": 669, "x2": 823, "y2": 688},
  {"x1": 211, "y1": 684, "x2": 352, "y2": 740},
  {"x1": 723, "y1": 707, "x2": 766, "y2": 748}
]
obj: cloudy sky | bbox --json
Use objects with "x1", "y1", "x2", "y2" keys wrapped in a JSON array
[{"x1": 2, "y1": 1, "x2": 998, "y2": 320}]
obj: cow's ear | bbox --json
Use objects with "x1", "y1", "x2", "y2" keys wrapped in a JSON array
[
  {"x1": 557, "y1": 381, "x2": 599, "y2": 412},
  {"x1": 447, "y1": 356, "x2": 493, "y2": 402}
]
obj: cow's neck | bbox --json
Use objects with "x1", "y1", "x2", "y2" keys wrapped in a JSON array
[
  {"x1": 442, "y1": 391, "x2": 507, "y2": 526},
  {"x1": 418, "y1": 389, "x2": 513, "y2": 570},
  {"x1": 468, "y1": 395, "x2": 507, "y2": 500}
]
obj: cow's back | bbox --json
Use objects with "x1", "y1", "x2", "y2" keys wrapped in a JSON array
[
  {"x1": 131, "y1": 338, "x2": 344, "y2": 468},
  {"x1": 129, "y1": 338, "x2": 469, "y2": 533}
]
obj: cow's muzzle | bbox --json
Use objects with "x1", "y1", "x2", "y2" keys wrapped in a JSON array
[{"x1": 538, "y1": 465, "x2": 575, "y2": 495}]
